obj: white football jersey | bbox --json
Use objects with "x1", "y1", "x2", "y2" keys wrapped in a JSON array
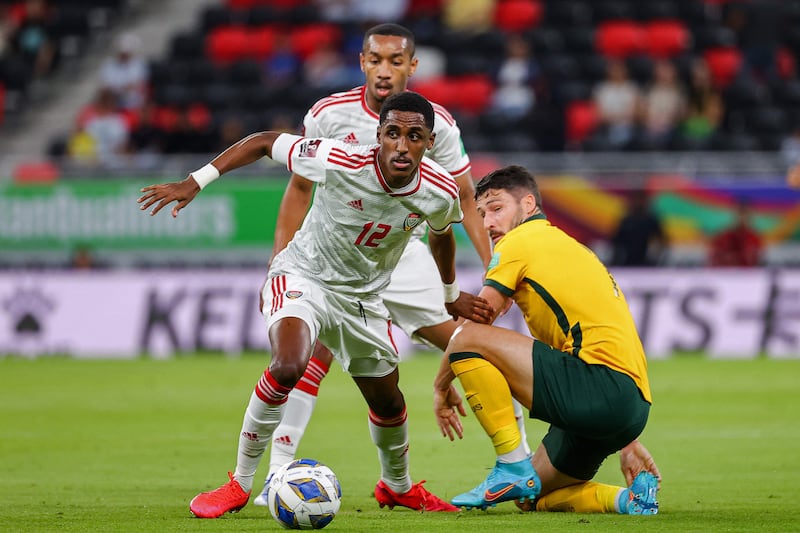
[
  {"x1": 303, "y1": 86, "x2": 470, "y2": 239},
  {"x1": 269, "y1": 135, "x2": 463, "y2": 297}
]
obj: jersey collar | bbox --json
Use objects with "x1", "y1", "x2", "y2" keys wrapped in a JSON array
[
  {"x1": 374, "y1": 154, "x2": 422, "y2": 196},
  {"x1": 361, "y1": 86, "x2": 379, "y2": 119},
  {"x1": 522, "y1": 212, "x2": 548, "y2": 224}
]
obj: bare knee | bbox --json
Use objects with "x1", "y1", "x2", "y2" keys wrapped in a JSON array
[{"x1": 448, "y1": 321, "x2": 485, "y2": 354}]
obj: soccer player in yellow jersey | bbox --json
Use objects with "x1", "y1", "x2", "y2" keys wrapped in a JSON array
[{"x1": 433, "y1": 165, "x2": 662, "y2": 514}]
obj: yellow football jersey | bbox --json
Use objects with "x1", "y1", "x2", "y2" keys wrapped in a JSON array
[{"x1": 485, "y1": 214, "x2": 652, "y2": 403}]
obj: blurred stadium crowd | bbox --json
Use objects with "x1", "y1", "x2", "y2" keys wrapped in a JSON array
[{"x1": 2, "y1": 0, "x2": 800, "y2": 172}]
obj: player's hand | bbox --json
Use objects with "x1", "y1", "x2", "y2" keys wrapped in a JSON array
[
  {"x1": 445, "y1": 292, "x2": 494, "y2": 323},
  {"x1": 137, "y1": 176, "x2": 201, "y2": 217},
  {"x1": 789, "y1": 163, "x2": 800, "y2": 188},
  {"x1": 433, "y1": 385, "x2": 466, "y2": 441},
  {"x1": 619, "y1": 439, "x2": 662, "y2": 489}
]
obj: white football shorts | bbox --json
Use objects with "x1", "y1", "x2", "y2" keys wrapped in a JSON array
[
  {"x1": 262, "y1": 273, "x2": 399, "y2": 378},
  {"x1": 382, "y1": 238, "x2": 451, "y2": 345}
]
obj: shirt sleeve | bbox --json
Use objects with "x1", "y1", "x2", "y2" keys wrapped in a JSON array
[
  {"x1": 301, "y1": 109, "x2": 320, "y2": 138},
  {"x1": 427, "y1": 196, "x2": 463, "y2": 234},
  {"x1": 272, "y1": 134, "x2": 333, "y2": 184},
  {"x1": 427, "y1": 114, "x2": 471, "y2": 177}
]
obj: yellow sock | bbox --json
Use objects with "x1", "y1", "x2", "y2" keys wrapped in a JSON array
[
  {"x1": 449, "y1": 352, "x2": 521, "y2": 455},
  {"x1": 535, "y1": 481, "x2": 624, "y2": 513}
]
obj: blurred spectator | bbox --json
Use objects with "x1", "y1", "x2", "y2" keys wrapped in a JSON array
[
  {"x1": 315, "y1": 0, "x2": 408, "y2": 23},
  {"x1": 99, "y1": 32, "x2": 149, "y2": 111},
  {"x1": 680, "y1": 58, "x2": 724, "y2": 146},
  {"x1": 639, "y1": 60, "x2": 686, "y2": 150},
  {"x1": 593, "y1": 60, "x2": 641, "y2": 150},
  {"x1": 611, "y1": 190, "x2": 667, "y2": 266},
  {"x1": 263, "y1": 34, "x2": 300, "y2": 88},
  {"x1": 7, "y1": 0, "x2": 56, "y2": 79},
  {"x1": 488, "y1": 33, "x2": 540, "y2": 120},
  {"x1": 216, "y1": 114, "x2": 246, "y2": 151},
  {"x1": 72, "y1": 88, "x2": 131, "y2": 168},
  {"x1": 724, "y1": 0, "x2": 783, "y2": 85},
  {"x1": 709, "y1": 201, "x2": 763, "y2": 267},
  {"x1": 69, "y1": 244, "x2": 102, "y2": 270},
  {"x1": 162, "y1": 104, "x2": 216, "y2": 154},
  {"x1": 780, "y1": 127, "x2": 800, "y2": 169},
  {"x1": 303, "y1": 42, "x2": 353, "y2": 90},
  {"x1": 127, "y1": 101, "x2": 165, "y2": 169},
  {"x1": 443, "y1": 0, "x2": 495, "y2": 33}
]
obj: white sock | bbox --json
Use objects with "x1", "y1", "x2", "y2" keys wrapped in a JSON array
[
  {"x1": 268, "y1": 388, "x2": 317, "y2": 477},
  {"x1": 369, "y1": 411, "x2": 411, "y2": 495},
  {"x1": 513, "y1": 398, "x2": 532, "y2": 455},
  {"x1": 233, "y1": 390, "x2": 284, "y2": 493},
  {"x1": 497, "y1": 442, "x2": 530, "y2": 464}
]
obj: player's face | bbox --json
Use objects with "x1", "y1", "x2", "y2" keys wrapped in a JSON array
[
  {"x1": 360, "y1": 35, "x2": 418, "y2": 114},
  {"x1": 476, "y1": 189, "x2": 533, "y2": 244},
  {"x1": 377, "y1": 110, "x2": 434, "y2": 187}
]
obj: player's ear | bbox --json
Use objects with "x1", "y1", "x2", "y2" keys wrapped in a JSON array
[
  {"x1": 427, "y1": 131, "x2": 436, "y2": 150},
  {"x1": 408, "y1": 56, "x2": 419, "y2": 77},
  {"x1": 376, "y1": 125, "x2": 381, "y2": 143},
  {"x1": 359, "y1": 52, "x2": 366, "y2": 73}
]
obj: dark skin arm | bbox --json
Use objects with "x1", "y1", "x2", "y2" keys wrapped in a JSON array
[
  {"x1": 455, "y1": 171, "x2": 492, "y2": 268},
  {"x1": 427, "y1": 227, "x2": 494, "y2": 324},
  {"x1": 137, "y1": 131, "x2": 282, "y2": 217}
]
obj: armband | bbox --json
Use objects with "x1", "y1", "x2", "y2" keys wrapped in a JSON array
[
  {"x1": 443, "y1": 281, "x2": 460, "y2": 304},
  {"x1": 191, "y1": 163, "x2": 220, "y2": 190}
]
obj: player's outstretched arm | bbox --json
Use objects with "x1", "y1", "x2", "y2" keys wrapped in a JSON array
[
  {"x1": 455, "y1": 171, "x2": 492, "y2": 268},
  {"x1": 619, "y1": 439, "x2": 662, "y2": 488},
  {"x1": 137, "y1": 131, "x2": 283, "y2": 217},
  {"x1": 428, "y1": 227, "x2": 494, "y2": 322},
  {"x1": 432, "y1": 351, "x2": 466, "y2": 441}
]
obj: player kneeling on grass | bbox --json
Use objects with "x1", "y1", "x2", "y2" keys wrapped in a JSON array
[
  {"x1": 138, "y1": 92, "x2": 493, "y2": 518},
  {"x1": 433, "y1": 165, "x2": 662, "y2": 514}
]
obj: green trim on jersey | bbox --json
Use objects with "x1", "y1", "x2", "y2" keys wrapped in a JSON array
[
  {"x1": 484, "y1": 278, "x2": 514, "y2": 297},
  {"x1": 525, "y1": 278, "x2": 583, "y2": 357}
]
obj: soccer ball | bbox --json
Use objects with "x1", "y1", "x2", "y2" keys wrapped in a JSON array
[{"x1": 267, "y1": 458, "x2": 342, "y2": 530}]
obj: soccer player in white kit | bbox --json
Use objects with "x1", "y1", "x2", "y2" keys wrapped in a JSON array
[
  {"x1": 138, "y1": 92, "x2": 494, "y2": 518},
  {"x1": 254, "y1": 23, "x2": 531, "y2": 506}
]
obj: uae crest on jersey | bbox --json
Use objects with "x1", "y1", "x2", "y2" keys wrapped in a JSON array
[
  {"x1": 403, "y1": 213, "x2": 423, "y2": 231},
  {"x1": 298, "y1": 139, "x2": 322, "y2": 158}
]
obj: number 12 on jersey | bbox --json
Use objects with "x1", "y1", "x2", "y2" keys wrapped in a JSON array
[{"x1": 355, "y1": 222, "x2": 392, "y2": 248}]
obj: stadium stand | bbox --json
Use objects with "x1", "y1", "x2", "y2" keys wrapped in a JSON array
[{"x1": 2, "y1": 0, "x2": 800, "y2": 176}]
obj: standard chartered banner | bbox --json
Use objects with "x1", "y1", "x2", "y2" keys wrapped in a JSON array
[{"x1": 0, "y1": 268, "x2": 798, "y2": 359}]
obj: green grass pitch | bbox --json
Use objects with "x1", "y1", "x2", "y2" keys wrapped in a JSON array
[{"x1": 1, "y1": 354, "x2": 799, "y2": 532}]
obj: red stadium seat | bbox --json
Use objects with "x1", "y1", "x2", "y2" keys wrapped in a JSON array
[
  {"x1": 411, "y1": 76, "x2": 456, "y2": 108},
  {"x1": 290, "y1": 24, "x2": 342, "y2": 60},
  {"x1": 645, "y1": 20, "x2": 690, "y2": 58},
  {"x1": 206, "y1": 26, "x2": 250, "y2": 64},
  {"x1": 778, "y1": 47, "x2": 796, "y2": 80},
  {"x1": 595, "y1": 20, "x2": 646, "y2": 58},
  {"x1": 565, "y1": 100, "x2": 598, "y2": 145},
  {"x1": 453, "y1": 74, "x2": 494, "y2": 115},
  {"x1": 412, "y1": 75, "x2": 493, "y2": 115},
  {"x1": 703, "y1": 47, "x2": 743, "y2": 89},
  {"x1": 494, "y1": 0, "x2": 543, "y2": 33},
  {"x1": 248, "y1": 26, "x2": 277, "y2": 60}
]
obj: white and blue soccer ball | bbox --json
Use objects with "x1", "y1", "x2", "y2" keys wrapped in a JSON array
[{"x1": 267, "y1": 458, "x2": 342, "y2": 530}]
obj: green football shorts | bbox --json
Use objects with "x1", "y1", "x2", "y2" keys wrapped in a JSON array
[{"x1": 530, "y1": 340, "x2": 651, "y2": 480}]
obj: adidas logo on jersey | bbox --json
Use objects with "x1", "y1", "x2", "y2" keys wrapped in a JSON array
[
  {"x1": 347, "y1": 199, "x2": 363, "y2": 211},
  {"x1": 343, "y1": 132, "x2": 359, "y2": 144}
]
